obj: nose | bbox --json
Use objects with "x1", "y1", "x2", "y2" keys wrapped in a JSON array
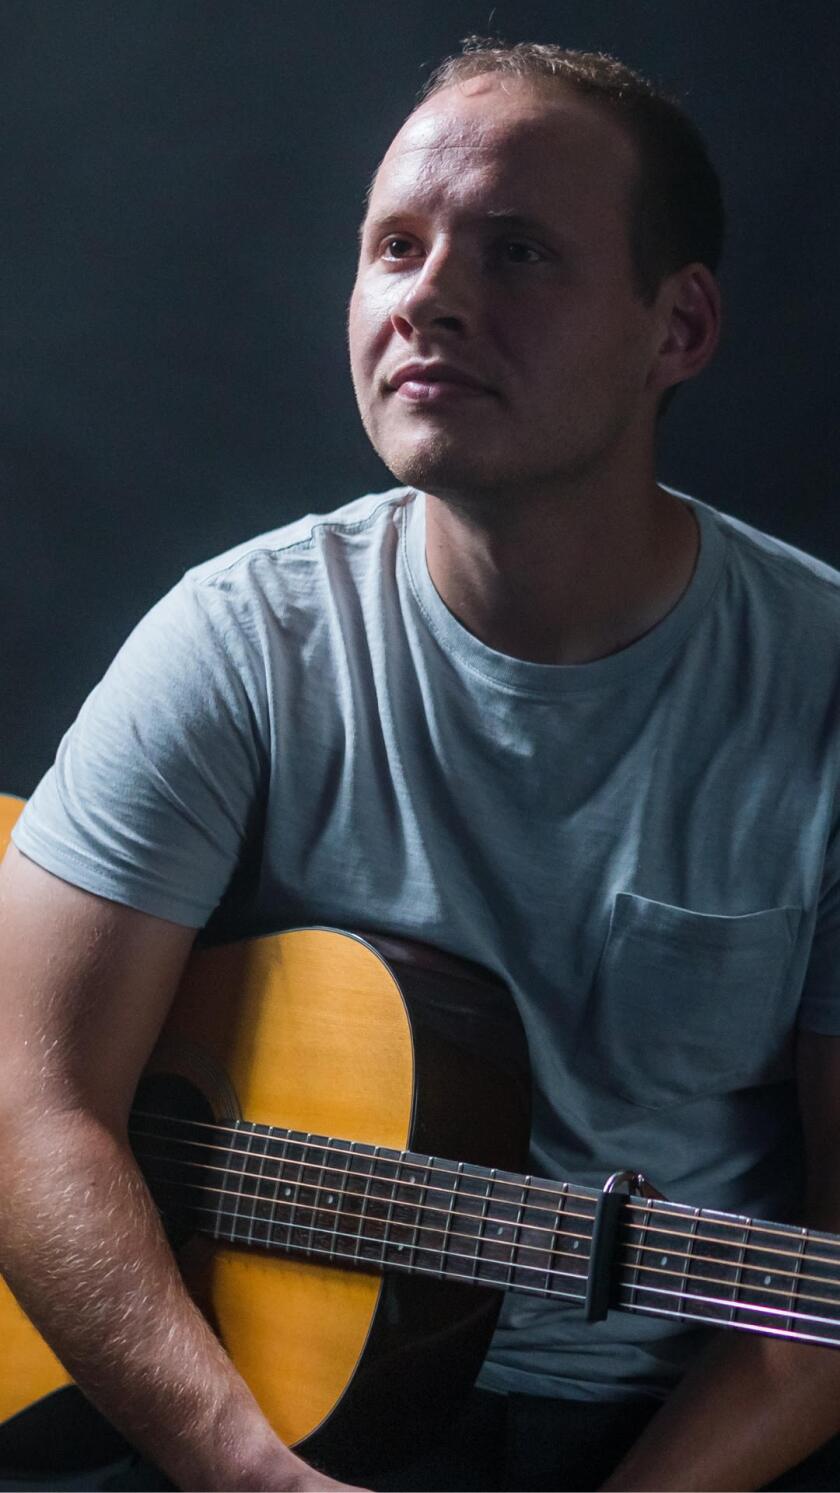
[{"x1": 390, "y1": 242, "x2": 479, "y2": 341}]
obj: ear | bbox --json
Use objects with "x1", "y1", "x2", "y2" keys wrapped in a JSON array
[{"x1": 647, "y1": 263, "x2": 722, "y2": 400}]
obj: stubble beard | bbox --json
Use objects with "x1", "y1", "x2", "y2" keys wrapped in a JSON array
[{"x1": 369, "y1": 412, "x2": 614, "y2": 531}]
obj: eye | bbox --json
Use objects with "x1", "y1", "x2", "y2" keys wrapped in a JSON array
[
  {"x1": 500, "y1": 241, "x2": 544, "y2": 264},
  {"x1": 380, "y1": 236, "x2": 420, "y2": 261}
]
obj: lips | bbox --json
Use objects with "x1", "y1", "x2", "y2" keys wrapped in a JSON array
[{"x1": 389, "y1": 362, "x2": 492, "y2": 393}]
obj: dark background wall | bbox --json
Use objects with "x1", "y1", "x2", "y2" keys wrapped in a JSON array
[{"x1": 2, "y1": 0, "x2": 838, "y2": 796}]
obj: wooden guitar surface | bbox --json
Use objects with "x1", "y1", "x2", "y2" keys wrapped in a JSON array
[{"x1": 0, "y1": 793, "x2": 413, "y2": 1443}]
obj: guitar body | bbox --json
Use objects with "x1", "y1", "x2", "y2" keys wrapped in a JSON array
[{"x1": 0, "y1": 794, "x2": 530, "y2": 1483}]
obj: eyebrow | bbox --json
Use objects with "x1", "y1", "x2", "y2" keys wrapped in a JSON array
[{"x1": 357, "y1": 209, "x2": 560, "y2": 246}]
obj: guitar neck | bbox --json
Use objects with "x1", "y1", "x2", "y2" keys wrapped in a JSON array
[{"x1": 130, "y1": 1112, "x2": 840, "y2": 1351}]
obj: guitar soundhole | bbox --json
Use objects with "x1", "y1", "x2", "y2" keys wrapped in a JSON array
[{"x1": 129, "y1": 1072, "x2": 216, "y2": 1250}]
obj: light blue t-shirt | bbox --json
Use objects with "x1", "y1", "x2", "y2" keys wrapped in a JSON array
[{"x1": 13, "y1": 484, "x2": 840, "y2": 1401}]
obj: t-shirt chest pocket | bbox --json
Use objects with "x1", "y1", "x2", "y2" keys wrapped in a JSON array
[{"x1": 574, "y1": 893, "x2": 802, "y2": 1109}]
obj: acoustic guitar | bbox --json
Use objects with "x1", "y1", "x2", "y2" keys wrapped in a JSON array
[{"x1": 2, "y1": 792, "x2": 840, "y2": 1483}]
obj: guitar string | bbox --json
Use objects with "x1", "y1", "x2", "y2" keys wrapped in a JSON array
[
  {"x1": 129, "y1": 1117, "x2": 840, "y2": 1277},
  {"x1": 144, "y1": 1165, "x2": 587, "y2": 1288},
  {"x1": 171, "y1": 1184, "x2": 840, "y2": 1346},
  {"x1": 129, "y1": 1109, "x2": 831, "y2": 1257},
  {"x1": 140, "y1": 1173, "x2": 840, "y2": 1333},
  {"x1": 133, "y1": 1141, "x2": 593, "y2": 1265},
  {"x1": 131, "y1": 1126, "x2": 835, "y2": 1290},
  {"x1": 130, "y1": 1109, "x2": 594, "y2": 1203},
  {"x1": 620, "y1": 1301, "x2": 840, "y2": 1351},
  {"x1": 131, "y1": 1142, "x2": 840, "y2": 1310}
]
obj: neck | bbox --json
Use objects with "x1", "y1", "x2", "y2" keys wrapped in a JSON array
[
  {"x1": 131, "y1": 1113, "x2": 840, "y2": 1351},
  {"x1": 423, "y1": 476, "x2": 699, "y2": 665}
]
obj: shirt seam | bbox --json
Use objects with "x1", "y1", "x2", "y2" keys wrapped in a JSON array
[{"x1": 191, "y1": 491, "x2": 414, "y2": 587}]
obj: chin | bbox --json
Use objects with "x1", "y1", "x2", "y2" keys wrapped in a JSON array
[{"x1": 377, "y1": 435, "x2": 509, "y2": 501}]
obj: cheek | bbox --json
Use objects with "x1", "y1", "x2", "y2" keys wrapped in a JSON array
[
  {"x1": 346, "y1": 286, "x2": 366, "y2": 377},
  {"x1": 348, "y1": 279, "x2": 393, "y2": 373}
]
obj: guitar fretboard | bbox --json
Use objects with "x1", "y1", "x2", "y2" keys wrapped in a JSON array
[{"x1": 129, "y1": 1112, "x2": 840, "y2": 1350}]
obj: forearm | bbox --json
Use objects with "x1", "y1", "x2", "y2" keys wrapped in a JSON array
[
  {"x1": 601, "y1": 1328, "x2": 840, "y2": 1491},
  {"x1": 0, "y1": 1108, "x2": 308, "y2": 1491}
]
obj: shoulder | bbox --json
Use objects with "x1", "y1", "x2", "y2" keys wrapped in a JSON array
[
  {"x1": 690, "y1": 493, "x2": 840, "y2": 599},
  {"x1": 184, "y1": 486, "x2": 415, "y2": 595},
  {"x1": 676, "y1": 489, "x2": 840, "y2": 651},
  {"x1": 137, "y1": 487, "x2": 416, "y2": 666}
]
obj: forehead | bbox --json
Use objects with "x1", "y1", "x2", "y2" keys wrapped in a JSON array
[{"x1": 367, "y1": 76, "x2": 638, "y2": 229}]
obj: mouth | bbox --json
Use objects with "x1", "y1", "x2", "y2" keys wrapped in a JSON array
[{"x1": 392, "y1": 378, "x2": 493, "y2": 404}]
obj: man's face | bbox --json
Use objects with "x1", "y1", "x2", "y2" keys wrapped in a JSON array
[{"x1": 348, "y1": 75, "x2": 668, "y2": 507}]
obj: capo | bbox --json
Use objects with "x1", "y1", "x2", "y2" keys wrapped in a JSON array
[{"x1": 584, "y1": 1168, "x2": 660, "y2": 1323}]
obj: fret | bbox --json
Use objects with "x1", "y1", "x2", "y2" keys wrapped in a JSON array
[
  {"x1": 786, "y1": 1227, "x2": 808, "y2": 1335},
  {"x1": 545, "y1": 1187, "x2": 567, "y2": 1297},
  {"x1": 322, "y1": 1137, "x2": 353, "y2": 1262},
  {"x1": 362, "y1": 1145, "x2": 407, "y2": 1264},
  {"x1": 506, "y1": 1177, "x2": 527, "y2": 1289},
  {"x1": 473, "y1": 1170, "x2": 496, "y2": 1283},
  {"x1": 379, "y1": 1153, "x2": 431, "y2": 1270},
  {"x1": 328, "y1": 1138, "x2": 362, "y2": 1260},
  {"x1": 352, "y1": 1143, "x2": 380, "y2": 1266},
  {"x1": 284, "y1": 1130, "x2": 314, "y2": 1253},
  {"x1": 277, "y1": 1129, "x2": 307, "y2": 1250},
  {"x1": 729, "y1": 1221, "x2": 840, "y2": 1341},
  {"x1": 542, "y1": 1182, "x2": 589, "y2": 1299},
  {"x1": 441, "y1": 1162, "x2": 492, "y2": 1280},
  {"x1": 408, "y1": 1157, "x2": 451, "y2": 1273},
  {"x1": 474, "y1": 1169, "x2": 531, "y2": 1288},
  {"x1": 672, "y1": 1208, "x2": 748, "y2": 1323},
  {"x1": 377, "y1": 1150, "x2": 404, "y2": 1268},
  {"x1": 728, "y1": 1221, "x2": 750, "y2": 1324},
  {"x1": 438, "y1": 1160, "x2": 461, "y2": 1274},
  {"x1": 619, "y1": 1199, "x2": 654, "y2": 1314},
  {"x1": 480, "y1": 1172, "x2": 528, "y2": 1288},
  {"x1": 678, "y1": 1209, "x2": 701, "y2": 1318},
  {"x1": 268, "y1": 1128, "x2": 293, "y2": 1251},
  {"x1": 243, "y1": 1123, "x2": 274, "y2": 1248},
  {"x1": 399, "y1": 1152, "x2": 447, "y2": 1272},
  {"x1": 790, "y1": 1225, "x2": 840, "y2": 1344},
  {"x1": 376, "y1": 1153, "x2": 406, "y2": 1268},
  {"x1": 303, "y1": 1132, "x2": 330, "y2": 1256},
  {"x1": 712, "y1": 1215, "x2": 811, "y2": 1332},
  {"x1": 686, "y1": 1209, "x2": 755, "y2": 1324},
  {"x1": 540, "y1": 1183, "x2": 578, "y2": 1298},
  {"x1": 414, "y1": 1157, "x2": 451, "y2": 1274},
  {"x1": 408, "y1": 1159, "x2": 433, "y2": 1272}
]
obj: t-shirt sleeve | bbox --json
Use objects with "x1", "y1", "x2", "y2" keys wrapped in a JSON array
[
  {"x1": 797, "y1": 801, "x2": 840, "y2": 1034},
  {"x1": 11, "y1": 571, "x2": 268, "y2": 927}
]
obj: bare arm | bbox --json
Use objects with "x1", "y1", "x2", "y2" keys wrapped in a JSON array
[
  {"x1": 601, "y1": 1031, "x2": 840, "y2": 1491},
  {"x1": 0, "y1": 846, "x2": 354, "y2": 1491}
]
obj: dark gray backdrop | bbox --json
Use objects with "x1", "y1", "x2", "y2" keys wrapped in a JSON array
[{"x1": 2, "y1": 0, "x2": 838, "y2": 795}]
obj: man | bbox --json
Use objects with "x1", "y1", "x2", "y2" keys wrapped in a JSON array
[{"x1": 2, "y1": 36, "x2": 840, "y2": 1492}]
